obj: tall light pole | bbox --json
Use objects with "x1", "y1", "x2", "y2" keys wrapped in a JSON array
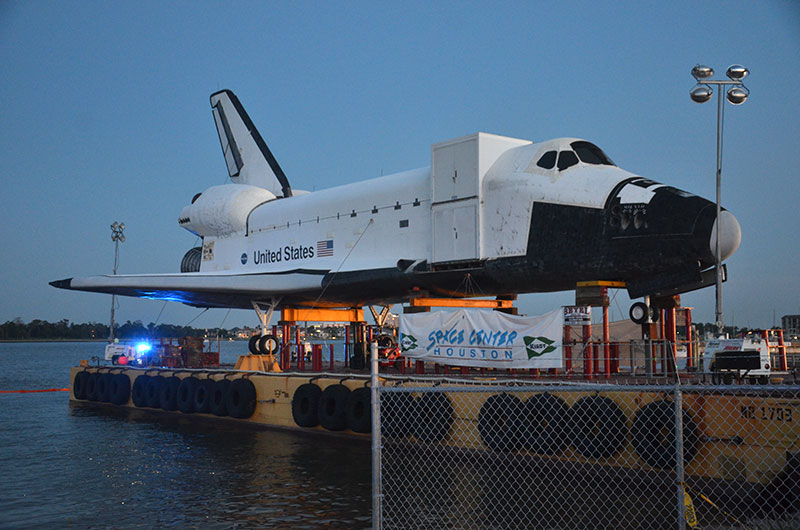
[
  {"x1": 689, "y1": 64, "x2": 750, "y2": 336},
  {"x1": 109, "y1": 221, "x2": 125, "y2": 342}
]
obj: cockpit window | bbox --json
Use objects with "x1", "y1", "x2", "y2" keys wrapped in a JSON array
[
  {"x1": 571, "y1": 141, "x2": 614, "y2": 165},
  {"x1": 536, "y1": 150, "x2": 557, "y2": 169},
  {"x1": 556, "y1": 150, "x2": 579, "y2": 171}
]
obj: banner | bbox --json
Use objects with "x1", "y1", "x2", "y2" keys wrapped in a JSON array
[{"x1": 399, "y1": 308, "x2": 563, "y2": 369}]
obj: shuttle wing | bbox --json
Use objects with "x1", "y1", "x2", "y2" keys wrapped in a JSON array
[
  {"x1": 50, "y1": 271, "x2": 326, "y2": 309},
  {"x1": 209, "y1": 89, "x2": 292, "y2": 197}
]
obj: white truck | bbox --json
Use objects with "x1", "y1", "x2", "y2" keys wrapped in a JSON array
[
  {"x1": 703, "y1": 337, "x2": 771, "y2": 384},
  {"x1": 104, "y1": 340, "x2": 152, "y2": 365}
]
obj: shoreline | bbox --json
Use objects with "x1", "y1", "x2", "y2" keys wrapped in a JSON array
[{"x1": 0, "y1": 338, "x2": 109, "y2": 343}]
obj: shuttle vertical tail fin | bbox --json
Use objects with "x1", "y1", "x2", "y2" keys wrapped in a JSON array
[{"x1": 209, "y1": 89, "x2": 292, "y2": 197}]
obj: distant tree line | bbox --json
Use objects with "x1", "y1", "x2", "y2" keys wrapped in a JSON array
[
  {"x1": 693, "y1": 322, "x2": 776, "y2": 338},
  {"x1": 0, "y1": 318, "x2": 234, "y2": 341}
]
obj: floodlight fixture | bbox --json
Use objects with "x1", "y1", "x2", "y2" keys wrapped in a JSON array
[
  {"x1": 690, "y1": 86, "x2": 713, "y2": 103},
  {"x1": 725, "y1": 64, "x2": 749, "y2": 81},
  {"x1": 691, "y1": 64, "x2": 714, "y2": 80},
  {"x1": 726, "y1": 86, "x2": 748, "y2": 105}
]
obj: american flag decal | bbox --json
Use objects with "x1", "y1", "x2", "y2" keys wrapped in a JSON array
[{"x1": 317, "y1": 239, "x2": 334, "y2": 257}]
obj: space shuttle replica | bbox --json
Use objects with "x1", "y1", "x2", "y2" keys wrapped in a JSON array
[{"x1": 52, "y1": 89, "x2": 741, "y2": 318}]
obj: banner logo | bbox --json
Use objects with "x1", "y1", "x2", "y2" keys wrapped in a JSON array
[
  {"x1": 523, "y1": 336, "x2": 556, "y2": 359},
  {"x1": 400, "y1": 334, "x2": 417, "y2": 352}
]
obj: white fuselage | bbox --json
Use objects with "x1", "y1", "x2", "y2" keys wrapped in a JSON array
[{"x1": 194, "y1": 136, "x2": 640, "y2": 278}]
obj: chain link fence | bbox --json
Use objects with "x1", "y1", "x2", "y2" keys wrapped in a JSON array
[{"x1": 375, "y1": 382, "x2": 800, "y2": 529}]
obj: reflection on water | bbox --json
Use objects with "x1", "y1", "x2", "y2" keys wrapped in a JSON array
[{"x1": 0, "y1": 342, "x2": 371, "y2": 529}]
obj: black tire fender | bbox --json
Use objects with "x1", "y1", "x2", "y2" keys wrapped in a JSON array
[
  {"x1": 193, "y1": 378, "x2": 214, "y2": 413},
  {"x1": 73, "y1": 371, "x2": 89, "y2": 400},
  {"x1": 346, "y1": 386, "x2": 372, "y2": 433},
  {"x1": 227, "y1": 378, "x2": 257, "y2": 419},
  {"x1": 97, "y1": 373, "x2": 113, "y2": 403},
  {"x1": 144, "y1": 376, "x2": 164, "y2": 408},
  {"x1": 86, "y1": 372, "x2": 100, "y2": 401},
  {"x1": 177, "y1": 377, "x2": 199, "y2": 414},
  {"x1": 109, "y1": 373, "x2": 131, "y2": 405},
  {"x1": 521, "y1": 393, "x2": 570, "y2": 455},
  {"x1": 381, "y1": 391, "x2": 417, "y2": 438},
  {"x1": 318, "y1": 384, "x2": 351, "y2": 431},
  {"x1": 568, "y1": 395, "x2": 629, "y2": 459},
  {"x1": 210, "y1": 379, "x2": 232, "y2": 416},
  {"x1": 413, "y1": 392, "x2": 454, "y2": 443},
  {"x1": 631, "y1": 400, "x2": 700, "y2": 469},
  {"x1": 131, "y1": 375, "x2": 150, "y2": 407},
  {"x1": 477, "y1": 393, "x2": 525, "y2": 452},
  {"x1": 292, "y1": 383, "x2": 322, "y2": 427},
  {"x1": 159, "y1": 376, "x2": 181, "y2": 411}
]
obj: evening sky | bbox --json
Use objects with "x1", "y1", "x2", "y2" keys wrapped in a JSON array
[{"x1": 1, "y1": 1, "x2": 798, "y2": 330}]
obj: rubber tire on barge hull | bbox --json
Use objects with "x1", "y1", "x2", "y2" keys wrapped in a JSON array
[
  {"x1": 380, "y1": 391, "x2": 416, "y2": 438},
  {"x1": 631, "y1": 400, "x2": 700, "y2": 469},
  {"x1": 345, "y1": 386, "x2": 372, "y2": 433},
  {"x1": 211, "y1": 379, "x2": 231, "y2": 416},
  {"x1": 521, "y1": 393, "x2": 570, "y2": 455},
  {"x1": 568, "y1": 395, "x2": 628, "y2": 459},
  {"x1": 97, "y1": 373, "x2": 113, "y2": 403},
  {"x1": 318, "y1": 384, "x2": 351, "y2": 431},
  {"x1": 159, "y1": 376, "x2": 181, "y2": 411},
  {"x1": 227, "y1": 378, "x2": 257, "y2": 419},
  {"x1": 86, "y1": 372, "x2": 100, "y2": 401},
  {"x1": 73, "y1": 371, "x2": 89, "y2": 400},
  {"x1": 109, "y1": 373, "x2": 131, "y2": 405},
  {"x1": 145, "y1": 376, "x2": 164, "y2": 408},
  {"x1": 478, "y1": 393, "x2": 525, "y2": 452},
  {"x1": 413, "y1": 392, "x2": 454, "y2": 443},
  {"x1": 193, "y1": 378, "x2": 214, "y2": 413},
  {"x1": 131, "y1": 375, "x2": 150, "y2": 407},
  {"x1": 176, "y1": 377, "x2": 198, "y2": 413},
  {"x1": 292, "y1": 384, "x2": 322, "y2": 427}
]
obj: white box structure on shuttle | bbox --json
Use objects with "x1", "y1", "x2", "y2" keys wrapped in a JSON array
[{"x1": 431, "y1": 132, "x2": 530, "y2": 264}]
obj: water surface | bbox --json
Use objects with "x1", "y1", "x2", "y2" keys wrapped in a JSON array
[{"x1": 0, "y1": 341, "x2": 371, "y2": 529}]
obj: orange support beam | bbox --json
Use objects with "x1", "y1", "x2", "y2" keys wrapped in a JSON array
[
  {"x1": 407, "y1": 297, "x2": 515, "y2": 309},
  {"x1": 280, "y1": 307, "x2": 364, "y2": 323},
  {"x1": 575, "y1": 280, "x2": 627, "y2": 288}
]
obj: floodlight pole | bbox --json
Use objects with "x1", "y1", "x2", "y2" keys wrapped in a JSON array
[
  {"x1": 109, "y1": 222, "x2": 125, "y2": 342},
  {"x1": 689, "y1": 66, "x2": 749, "y2": 337}
]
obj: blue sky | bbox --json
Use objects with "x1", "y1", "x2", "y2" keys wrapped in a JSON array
[{"x1": 1, "y1": 1, "x2": 798, "y2": 330}]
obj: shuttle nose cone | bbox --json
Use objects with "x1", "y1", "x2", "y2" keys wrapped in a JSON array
[{"x1": 709, "y1": 210, "x2": 741, "y2": 262}]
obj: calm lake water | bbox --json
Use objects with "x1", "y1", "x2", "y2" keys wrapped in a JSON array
[{"x1": 0, "y1": 341, "x2": 371, "y2": 529}]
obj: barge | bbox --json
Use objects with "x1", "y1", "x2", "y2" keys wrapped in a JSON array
[{"x1": 68, "y1": 358, "x2": 800, "y2": 499}]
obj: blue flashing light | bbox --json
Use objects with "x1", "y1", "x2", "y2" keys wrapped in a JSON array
[{"x1": 135, "y1": 342, "x2": 152, "y2": 354}]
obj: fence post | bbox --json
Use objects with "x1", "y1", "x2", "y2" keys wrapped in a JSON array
[
  {"x1": 674, "y1": 376, "x2": 686, "y2": 530},
  {"x1": 370, "y1": 341, "x2": 381, "y2": 528}
]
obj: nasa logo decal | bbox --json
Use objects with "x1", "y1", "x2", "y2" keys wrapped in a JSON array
[{"x1": 241, "y1": 253, "x2": 248, "y2": 265}]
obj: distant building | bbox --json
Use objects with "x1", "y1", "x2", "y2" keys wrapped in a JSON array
[
  {"x1": 235, "y1": 327, "x2": 258, "y2": 339},
  {"x1": 782, "y1": 315, "x2": 800, "y2": 336}
]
